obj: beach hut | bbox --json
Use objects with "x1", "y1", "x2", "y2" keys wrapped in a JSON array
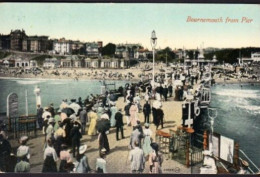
[{"x1": 15, "y1": 58, "x2": 30, "y2": 68}]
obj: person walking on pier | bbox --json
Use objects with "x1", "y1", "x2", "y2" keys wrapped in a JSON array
[
  {"x1": 143, "y1": 101, "x2": 151, "y2": 123},
  {"x1": 130, "y1": 102, "x2": 138, "y2": 127},
  {"x1": 129, "y1": 126, "x2": 142, "y2": 149},
  {"x1": 110, "y1": 102, "x2": 117, "y2": 127},
  {"x1": 70, "y1": 121, "x2": 82, "y2": 158},
  {"x1": 75, "y1": 145, "x2": 91, "y2": 173},
  {"x1": 115, "y1": 109, "x2": 125, "y2": 141},
  {"x1": 42, "y1": 139, "x2": 58, "y2": 173},
  {"x1": 88, "y1": 107, "x2": 98, "y2": 136},
  {"x1": 129, "y1": 141, "x2": 145, "y2": 174},
  {"x1": 36, "y1": 105, "x2": 43, "y2": 129},
  {"x1": 149, "y1": 143, "x2": 163, "y2": 173},
  {"x1": 16, "y1": 136, "x2": 30, "y2": 162},
  {"x1": 156, "y1": 107, "x2": 164, "y2": 130},
  {"x1": 142, "y1": 123, "x2": 152, "y2": 157},
  {"x1": 124, "y1": 101, "x2": 131, "y2": 126},
  {"x1": 79, "y1": 107, "x2": 87, "y2": 135},
  {"x1": 168, "y1": 84, "x2": 173, "y2": 97},
  {"x1": 96, "y1": 148, "x2": 107, "y2": 173},
  {"x1": 98, "y1": 131, "x2": 110, "y2": 155},
  {"x1": 14, "y1": 150, "x2": 30, "y2": 173},
  {"x1": 163, "y1": 85, "x2": 168, "y2": 101}
]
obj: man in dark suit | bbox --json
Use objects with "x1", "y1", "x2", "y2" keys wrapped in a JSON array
[
  {"x1": 79, "y1": 107, "x2": 87, "y2": 135},
  {"x1": 168, "y1": 84, "x2": 173, "y2": 97},
  {"x1": 156, "y1": 108, "x2": 164, "y2": 129},
  {"x1": 163, "y1": 85, "x2": 169, "y2": 101},
  {"x1": 143, "y1": 101, "x2": 151, "y2": 123},
  {"x1": 36, "y1": 104, "x2": 43, "y2": 129},
  {"x1": 70, "y1": 121, "x2": 82, "y2": 157},
  {"x1": 115, "y1": 109, "x2": 124, "y2": 141},
  {"x1": 49, "y1": 103, "x2": 55, "y2": 117}
]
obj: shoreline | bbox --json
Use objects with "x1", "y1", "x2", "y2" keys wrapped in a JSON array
[{"x1": 1, "y1": 75, "x2": 259, "y2": 85}]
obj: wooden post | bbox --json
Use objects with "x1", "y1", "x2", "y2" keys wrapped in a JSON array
[
  {"x1": 234, "y1": 142, "x2": 239, "y2": 168},
  {"x1": 203, "y1": 130, "x2": 208, "y2": 150},
  {"x1": 186, "y1": 139, "x2": 190, "y2": 168}
]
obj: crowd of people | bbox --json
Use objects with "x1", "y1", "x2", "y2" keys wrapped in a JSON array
[
  {"x1": 0, "y1": 64, "x2": 208, "y2": 173},
  {"x1": 0, "y1": 63, "x2": 254, "y2": 174}
]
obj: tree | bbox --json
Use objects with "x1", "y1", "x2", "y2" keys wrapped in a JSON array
[
  {"x1": 102, "y1": 43, "x2": 116, "y2": 57},
  {"x1": 155, "y1": 47, "x2": 176, "y2": 63}
]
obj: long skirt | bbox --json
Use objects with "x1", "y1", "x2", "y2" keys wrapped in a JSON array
[
  {"x1": 42, "y1": 156, "x2": 57, "y2": 173},
  {"x1": 88, "y1": 118, "x2": 97, "y2": 135},
  {"x1": 142, "y1": 136, "x2": 152, "y2": 156},
  {"x1": 99, "y1": 132, "x2": 110, "y2": 154}
]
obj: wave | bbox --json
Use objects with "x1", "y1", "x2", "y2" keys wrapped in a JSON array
[
  {"x1": 214, "y1": 89, "x2": 260, "y2": 99},
  {"x1": 236, "y1": 105, "x2": 260, "y2": 115},
  {"x1": 16, "y1": 80, "x2": 45, "y2": 85}
]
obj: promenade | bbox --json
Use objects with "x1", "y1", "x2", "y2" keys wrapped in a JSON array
[{"x1": 9, "y1": 94, "x2": 191, "y2": 174}]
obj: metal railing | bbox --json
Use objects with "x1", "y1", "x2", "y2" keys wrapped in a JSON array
[
  {"x1": 8, "y1": 115, "x2": 37, "y2": 139},
  {"x1": 239, "y1": 149, "x2": 259, "y2": 174}
]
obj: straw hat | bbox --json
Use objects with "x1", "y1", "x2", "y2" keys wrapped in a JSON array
[
  {"x1": 79, "y1": 144, "x2": 88, "y2": 154},
  {"x1": 48, "y1": 118, "x2": 55, "y2": 124},
  {"x1": 100, "y1": 148, "x2": 106, "y2": 154},
  {"x1": 17, "y1": 149, "x2": 28, "y2": 158},
  {"x1": 19, "y1": 136, "x2": 29, "y2": 143},
  {"x1": 241, "y1": 159, "x2": 249, "y2": 167}
]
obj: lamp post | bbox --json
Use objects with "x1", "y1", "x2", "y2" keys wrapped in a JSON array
[{"x1": 151, "y1": 30, "x2": 157, "y2": 88}]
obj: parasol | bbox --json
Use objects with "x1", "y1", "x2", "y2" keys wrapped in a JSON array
[
  {"x1": 69, "y1": 102, "x2": 81, "y2": 114},
  {"x1": 61, "y1": 107, "x2": 75, "y2": 117},
  {"x1": 96, "y1": 119, "x2": 110, "y2": 133}
]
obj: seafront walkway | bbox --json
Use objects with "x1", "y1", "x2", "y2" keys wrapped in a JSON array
[{"x1": 9, "y1": 93, "x2": 193, "y2": 173}]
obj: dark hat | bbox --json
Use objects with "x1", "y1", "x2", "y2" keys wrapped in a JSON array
[
  {"x1": 71, "y1": 99, "x2": 76, "y2": 102},
  {"x1": 150, "y1": 142, "x2": 159, "y2": 151}
]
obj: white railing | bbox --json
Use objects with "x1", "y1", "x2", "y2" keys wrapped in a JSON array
[{"x1": 239, "y1": 149, "x2": 260, "y2": 174}]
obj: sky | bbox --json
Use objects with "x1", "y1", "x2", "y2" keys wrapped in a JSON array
[{"x1": 0, "y1": 3, "x2": 259, "y2": 50}]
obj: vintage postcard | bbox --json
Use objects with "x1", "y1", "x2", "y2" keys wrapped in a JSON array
[{"x1": 0, "y1": 3, "x2": 259, "y2": 174}]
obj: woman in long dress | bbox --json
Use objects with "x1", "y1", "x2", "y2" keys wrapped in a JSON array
[
  {"x1": 88, "y1": 108, "x2": 98, "y2": 136},
  {"x1": 129, "y1": 103, "x2": 138, "y2": 127},
  {"x1": 149, "y1": 143, "x2": 163, "y2": 174},
  {"x1": 109, "y1": 103, "x2": 117, "y2": 127},
  {"x1": 142, "y1": 123, "x2": 153, "y2": 157}
]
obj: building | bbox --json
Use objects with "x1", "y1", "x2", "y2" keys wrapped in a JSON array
[
  {"x1": 14, "y1": 58, "x2": 30, "y2": 67},
  {"x1": 30, "y1": 60, "x2": 38, "y2": 67},
  {"x1": 238, "y1": 52, "x2": 260, "y2": 64},
  {"x1": 43, "y1": 58, "x2": 60, "y2": 68},
  {"x1": 71, "y1": 41, "x2": 85, "y2": 51},
  {"x1": 84, "y1": 58, "x2": 130, "y2": 69},
  {"x1": 10, "y1": 29, "x2": 27, "y2": 51},
  {"x1": 115, "y1": 43, "x2": 141, "y2": 59},
  {"x1": 85, "y1": 42, "x2": 100, "y2": 57},
  {"x1": 53, "y1": 38, "x2": 72, "y2": 55},
  {"x1": 134, "y1": 48, "x2": 150, "y2": 59},
  {"x1": 22, "y1": 36, "x2": 49, "y2": 52},
  {"x1": 60, "y1": 55, "x2": 82, "y2": 68},
  {"x1": 0, "y1": 34, "x2": 11, "y2": 50}
]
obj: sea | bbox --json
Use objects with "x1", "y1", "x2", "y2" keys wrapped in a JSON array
[
  {"x1": 209, "y1": 83, "x2": 260, "y2": 168},
  {"x1": 0, "y1": 78, "x2": 259, "y2": 168}
]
